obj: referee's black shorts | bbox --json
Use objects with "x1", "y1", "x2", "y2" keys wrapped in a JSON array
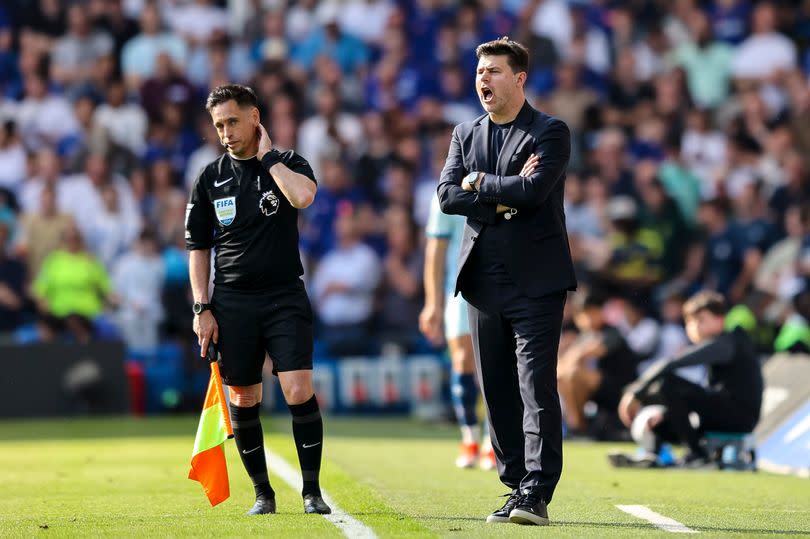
[{"x1": 211, "y1": 279, "x2": 314, "y2": 386}]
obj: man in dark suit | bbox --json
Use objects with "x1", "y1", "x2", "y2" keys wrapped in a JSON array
[{"x1": 437, "y1": 37, "x2": 576, "y2": 526}]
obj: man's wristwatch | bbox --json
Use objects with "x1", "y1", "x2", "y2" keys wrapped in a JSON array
[
  {"x1": 464, "y1": 171, "x2": 480, "y2": 190},
  {"x1": 192, "y1": 302, "x2": 212, "y2": 315}
]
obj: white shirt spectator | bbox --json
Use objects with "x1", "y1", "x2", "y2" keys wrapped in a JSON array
[
  {"x1": 297, "y1": 113, "x2": 364, "y2": 178},
  {"x1": 339, "y1": 0, "x2": 393, "y2": 44},
  {"x1": 16, "y1": 93, "x2": 80, "y2": 148},
  {"x1": 286, "y1": 2, "x2": 318, "y2": 44},
  {"x1": 732, "y1": 33, "x2": 797, "y2": 80},
  {"x1": 185, "y1": 142, "x2": 222, "y2": 190},
  {"x1": 681, "y1": 128, "x2": 727, "y2": 184},
  {"x1": 86, "y1": 207, "x2": 133, "y2": 268},
  {"x1": 619, "y1": 316, "x2": 661, "y2": 361},
  {"x1": 0, "y1": 140, "x2": 26, "y2": 193},
  {"x1": 311, "y1": 242, "x2": 381, "y2": 325},
  {"x1": 530, "y1": 0, "x2": 572, "y2": 57},
  {"x1": 93, "y1": 101, "x2": 148, "y2": 156},
  {"x1": 166, "y1": 2, "x2": 228, "y2": 44},
  {"x1": 59, "y1": 173, "x2": 142, "y2": 249},
  {"x1": 112, "y1": 248, "x2": 166, "y2": 351}
]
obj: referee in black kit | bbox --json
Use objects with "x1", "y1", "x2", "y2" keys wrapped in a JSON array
[{"x1": 186, "y1": 85, "x2": 330, "y2": 516}]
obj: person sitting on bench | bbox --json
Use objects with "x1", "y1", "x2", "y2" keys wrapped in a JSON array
[{"x1": 611, "y1": 291, "x2": 763, "y2": 467}]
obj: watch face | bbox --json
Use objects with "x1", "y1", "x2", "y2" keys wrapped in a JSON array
[{"x1": 193, "y1": 303, "x2": 201, "y2": 314}]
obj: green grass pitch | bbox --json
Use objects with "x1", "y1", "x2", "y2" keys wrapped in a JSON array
[{"x1": 0, "y1": 416, "x2": 808, "y2": 538}]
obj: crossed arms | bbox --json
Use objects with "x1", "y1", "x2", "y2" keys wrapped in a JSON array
[{"x1": 436, "y1": 119, "x2": 571, "y2": 223}]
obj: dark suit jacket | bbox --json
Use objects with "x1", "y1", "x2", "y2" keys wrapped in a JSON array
[{"x1": 437, "y1": 100, "x2": 577, "y2": 299}]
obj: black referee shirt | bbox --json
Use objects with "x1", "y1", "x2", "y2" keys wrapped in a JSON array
[{"x1": 185, "y1": 151, "x2": 316, "y2": 290}]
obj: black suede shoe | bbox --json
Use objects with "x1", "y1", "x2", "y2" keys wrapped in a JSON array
[
  {"x1": 247, "y1": 496, "x2": 276, "y2": 515},
  {"x1": 303, "y1": 494, "x2": 332, "y2": 514},
  {"x1": 509, "y1": 489, "x2": 548, "y2": 526},
  {"x1": 486, "y1": 491, "x2": 522, "y2": 523}
]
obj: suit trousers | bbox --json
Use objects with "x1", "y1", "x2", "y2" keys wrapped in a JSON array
[{"x1": 463, "y1": 276, "x2": 566, "y2": 503}]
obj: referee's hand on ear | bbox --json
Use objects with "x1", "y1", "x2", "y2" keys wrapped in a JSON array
[{"x1": 194, "y1": 310, "x2": 219, "y2": 358}]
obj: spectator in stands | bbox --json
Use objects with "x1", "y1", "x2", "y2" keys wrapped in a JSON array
[
  {"x1": 92, "y1": 78, "x2": 147, "y2": 157},
  {"x1": 0, "y1": 119, "x2": 26, "y2": 196},
  {"x1": 49, "y1": 3, "x2": 113, "y2": 96},
  {"x1": 112, "y1": 228, "x2": 165, "y2": 353},
  {"x1": 617, "y1": 296, "x2": 661, "y2": 369},
  {"x1": 639, "y1": 178, "x2": 692, "y2": 280},
  {"x1": 731, "y1": 1, "x2": 796, "y2": 83},
  {"x1": 378, "y1": 205, "x2": 423, "y2": 351},
  {"x1": 598, "y1": 196, "x2": 664, "y2": 297},
  {"x1": 558, "y1": 291, "x2": 639, "y2": 437},
  {"x1": 611, "y1": 291, "x2": 763, "y2": 467},
  {"x1": 16, "y1": 73, "x2": 79, "y2": 149},
  {"x1": 0, "y1": 221, "x2": 26, "y2": 335},
  {"x1": 297, "y1": 87, "x2": 364, "y2": 179},
  {"x1": 311, "y1": 203, "x2": 381, "y2": 356},
  {"x1": 670, "y1": 10, "x2": 734, "y2": 109},
  {"x1": 32, "y1": 221, "x2": 113, "y2": 343},
  {"x1": 755, "y1": 203, "x2": 806, "y2": 320},
  {"x1": 121, "y1": 3, "x2": 187, "y2": 92},
  {"x1": 60, "y1": 152, "x2": 141, "y2": 249},
  {"x1": 19, "y1": 147, "x2": 64, "y2": 213},
  {"x1": 85, "y1": 183, "x2": 133, "y2": 269},
  {"x1": 301, "y1": 157, "x2": 367, "y2": 259},
  {"x1": 697, "y1": 198, "x2": 747, "y2": 300},
  {"x1": 292, "y1": 3, "x2": 369, "y2": 75},
  {"x1": 16, "y1": 183, "x2": 74, "y2": 277}
]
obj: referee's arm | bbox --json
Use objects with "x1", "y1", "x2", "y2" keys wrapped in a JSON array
[
  {"x1": 258, "y1": 125, "x2": 317, "y2": 208},
  {"x1": 186, "y1": 170, "x2": 218, "y2": 356}
]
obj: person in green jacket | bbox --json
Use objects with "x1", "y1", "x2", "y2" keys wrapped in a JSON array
[{"x1": 32, "y1": 222, "x2": 113, "y2": 342}]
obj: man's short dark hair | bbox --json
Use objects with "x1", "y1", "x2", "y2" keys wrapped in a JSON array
[
  {"x1": 205, "y1": 84, "x2": 258, "y2": 112},
  {"x1": 475, "y1": 37, "x2": 529, "y2": 74},
  {"x1": 683, "y1": 291, "x2": 727, "y2": 320}
]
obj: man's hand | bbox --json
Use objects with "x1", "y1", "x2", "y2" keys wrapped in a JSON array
[
  {"x1": 418, "y1": 303, "x2": 444, "y2": 346},
  {"x1": 194, "y1": 310, "x2": 219, "y2": 358},
  {"x1": 618, "y1": 392, "x2": 641, "y2": 428},
  {"x1": 461, "y1": 172, "x2": 480, "y2": 192},
  {"x1": 256, "y1": 123, "x2": 273, "y2": 161},
  {"x1": 520, "y1": 153, "x2": 540, "y2": 176}
]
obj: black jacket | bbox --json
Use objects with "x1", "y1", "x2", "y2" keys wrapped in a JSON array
[{"x1": 437, "y1": 100, "x2": 577, "y2": 298}]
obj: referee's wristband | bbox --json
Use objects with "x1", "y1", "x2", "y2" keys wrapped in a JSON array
[{"x1": 261, "y1": 149, "x2": 283, "y2": 169}]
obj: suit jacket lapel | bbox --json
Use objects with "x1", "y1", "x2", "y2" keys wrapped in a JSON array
[
  {"x1": 473, "y1": 115, "x2": 491, "y2": 173},
  {"x1": 496, "y1": 101, "x2": 534, "y2": 175}
]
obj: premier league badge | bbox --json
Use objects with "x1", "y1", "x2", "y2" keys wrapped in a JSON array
[
  {"x1": 213, "y1": 196, "x2": 236, "y2": 226},
  {"x1": 259, "y1": 189, "x2": 279, "y2": 216}
]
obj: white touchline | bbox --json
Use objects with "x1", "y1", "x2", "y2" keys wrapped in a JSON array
[
  {"x1": 265, "y1": 449, "x2": 378, "y2": 539},
  {"x1": 616, "y1": 505, "x2": 698, "y2": 534}
]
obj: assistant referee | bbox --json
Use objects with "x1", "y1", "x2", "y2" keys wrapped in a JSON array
[{"x1": 186, "y1": 84, "x2": 330, "y2": 516}]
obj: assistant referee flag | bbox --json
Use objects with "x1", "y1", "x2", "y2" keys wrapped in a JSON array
[{"x1": 189, "y1": 361, "x2": 234, "y2": 506}]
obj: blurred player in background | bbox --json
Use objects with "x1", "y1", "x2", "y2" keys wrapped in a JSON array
[{"x1": 420, "y1": 195, "x2": 495, "y2": 471}]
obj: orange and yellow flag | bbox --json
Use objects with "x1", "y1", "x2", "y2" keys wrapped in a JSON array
[{"x1": 188, "y1": 362, "x2": 233, "y2": 506}]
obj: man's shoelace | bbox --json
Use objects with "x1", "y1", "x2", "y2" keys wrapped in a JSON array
[{"x1": 498, "y1": 492, "x2": 523, "y2": 512}]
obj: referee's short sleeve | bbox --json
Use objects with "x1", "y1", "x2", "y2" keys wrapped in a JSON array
[
  {"x1": 185, "y1": 169, "x2": 214, "y2": 250},
  {"x1": 284, "y1": 151, "x2": 317, "y2": 184}
]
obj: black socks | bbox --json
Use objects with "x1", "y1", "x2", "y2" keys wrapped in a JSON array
[
  {"x1": 288, "y1": 395, "x2": 323, "y2": 497},
  {"x1": 230, "y1": 403, "x2": 274, "y2": 500}
]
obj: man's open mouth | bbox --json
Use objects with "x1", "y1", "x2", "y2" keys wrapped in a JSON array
[{"x1": 481, "y1": 87, "x2": 493, "y2": 103}]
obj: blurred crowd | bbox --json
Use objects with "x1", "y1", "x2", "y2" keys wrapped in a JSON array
[{"x1": 2, "y1": 0, "x2": 810, "y2": 397}]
